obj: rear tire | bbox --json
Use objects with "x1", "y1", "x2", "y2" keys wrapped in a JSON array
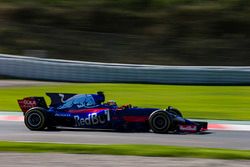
[
  {"x1": 149, "y1": 110, "x2": 172, "y2": 133},
  {"x1": 24, "y1": 108, "x2": 47, "y2": 131}
]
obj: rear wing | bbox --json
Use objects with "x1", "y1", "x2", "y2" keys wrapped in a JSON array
[{"x1": 17, "y1": 97, "x2": 48, "y2": 113}]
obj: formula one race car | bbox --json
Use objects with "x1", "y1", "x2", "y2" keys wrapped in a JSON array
[{"x1": 18, "y1": 92, "x2": 208, "y2": 133}]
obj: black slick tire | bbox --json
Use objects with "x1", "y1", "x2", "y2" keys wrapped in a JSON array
[
  {"x1": 168, "y1": 108, "x2": 183, "y2": 117},
  {"x1": 149, "y1": 110, "x2": 172, "y2": 133},
  {"x1": 24, "y1": 108, "x2": 47, "y2": 131}
]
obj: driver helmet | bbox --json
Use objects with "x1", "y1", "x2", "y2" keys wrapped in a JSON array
[{"x1": 107, "y1": 100, "x2": 117, "y2": 106}]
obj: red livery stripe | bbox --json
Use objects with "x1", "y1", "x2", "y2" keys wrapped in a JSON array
[
  {"x1": 68, "y1": 108, "x2": 109, "y2": 114},
  {"x1": 123, "y1": 116, "x2": 148, "y2": 122}
]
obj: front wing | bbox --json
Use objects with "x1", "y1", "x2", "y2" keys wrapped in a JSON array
[{"x1": 178, "y1": 121, "x2": 208, "y2": 133}]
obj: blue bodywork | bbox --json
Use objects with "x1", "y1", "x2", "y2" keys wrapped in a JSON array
[
  {"x1": 45, "y1": 92, "x2": 157, "y2": 131},
  {"x1": 18, "y1": 92, "x2": 208, "y2": 132}
]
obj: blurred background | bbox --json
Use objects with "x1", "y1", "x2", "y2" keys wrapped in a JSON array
[
  {"x1": 1, "y1": 0, "x2": 250, "y2": 65},
  {"x1": 1, "y1": 2, "x2": 250, "y2": 165}
]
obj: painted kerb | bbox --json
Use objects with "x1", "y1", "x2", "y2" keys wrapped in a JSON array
[{"x1": 1, "y1": 54, "x2": 250, "y2": 84}]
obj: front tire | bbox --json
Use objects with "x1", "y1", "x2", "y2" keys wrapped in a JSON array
[
  {"x1": 149, "y1": 110, "x2": 172, "y2": 133},
  {"x1": 167, "y1": 107, "x2": 183, "y2": 132},
  {"x1": 168, "y1": 107, "x2": 183, "y2": 117},
  {"x1": 24, "y1": 108, "x2": 47, "y2": 131}
]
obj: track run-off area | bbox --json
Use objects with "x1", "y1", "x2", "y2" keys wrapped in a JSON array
[{"x1": 1, "y1": 112, "x2": 250, "y2": 150}]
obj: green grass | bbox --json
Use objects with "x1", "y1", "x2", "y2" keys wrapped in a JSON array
[
  {"x1": 0, "y1": 141, "x2": 250, "y2": 159},
  {"x1": 1, "y1": 83, "x2": 250, "y2": 120}
]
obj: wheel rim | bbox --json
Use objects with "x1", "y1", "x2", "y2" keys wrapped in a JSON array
[
  {"x1": 28, "y1": 112, "x2": 42, "y2": 127},
  {"x1": 152, "y1": 115, "x2": 168, "y2": 130}
]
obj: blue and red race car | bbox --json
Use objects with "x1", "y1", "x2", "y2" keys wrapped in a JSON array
[{"x1": 18, "y1": 92, "x2": 207, "y2": 133}]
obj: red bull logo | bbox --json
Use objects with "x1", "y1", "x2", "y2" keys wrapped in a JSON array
[{"x1": 74, "y1": 110, "x2": 110, "y2": 126}]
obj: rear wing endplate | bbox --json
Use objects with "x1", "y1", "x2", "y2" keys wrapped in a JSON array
[{"x1": 17, "y1": 97, "x2": 48, "y2": 113}]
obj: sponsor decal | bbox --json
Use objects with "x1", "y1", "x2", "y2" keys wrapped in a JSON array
[
  {"x1": 18, "y1": 98, "x2": 37, "y2": 112},
  {"x1": 179, "y1": 125, "x2": 197, "y2": 131},
  {"x1": 21, "y1": 99, "x2": 37, "y2": 106},
  {"x1": 55, "y1": 113, "x2": 71, "y2": 117},
  {"x1": 74, "y1": 110, "x2": 110, "y2": 126}
]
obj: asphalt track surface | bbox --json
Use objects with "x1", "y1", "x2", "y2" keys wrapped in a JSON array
[
  {"x1": 1, "y1": 121, "x2": 250, "y2": 150},
  {"x1": 1, "y1": 153, "x2": 250, "y2": 167}
]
